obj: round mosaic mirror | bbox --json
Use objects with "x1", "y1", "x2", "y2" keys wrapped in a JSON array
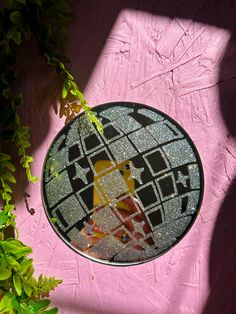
[{"x1": 41, "y1": 102, "x2": 204, "y2": 265}]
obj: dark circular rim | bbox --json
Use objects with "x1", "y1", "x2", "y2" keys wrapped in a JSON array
[{"x1": 41, "y1": 101, "x2": 204, "y2": 267}]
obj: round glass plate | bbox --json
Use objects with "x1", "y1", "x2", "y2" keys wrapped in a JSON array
[{"x1": 41, "y1": 102, "x2": 204, "y2": 266}]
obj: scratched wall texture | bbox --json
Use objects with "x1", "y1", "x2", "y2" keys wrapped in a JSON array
[{"x1": 15, "y1": 0, "x2": 236, "y2": 313}]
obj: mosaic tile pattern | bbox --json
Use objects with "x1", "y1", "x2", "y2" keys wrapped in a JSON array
[{"x1": 42, "y1": 102, "x2": 204, "y2": 265}]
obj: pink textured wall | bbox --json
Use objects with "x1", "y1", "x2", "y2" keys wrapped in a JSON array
[{"x1": 16, "y1": 0, "x2": 236, "y2": 313}]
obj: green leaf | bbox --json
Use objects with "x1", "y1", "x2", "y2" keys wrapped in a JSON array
[
  {"x1": 62, "y1": 80, "x2": 71, "y2": 99},
  {"x1": 41, "y1": 308, "x2": 58, "y2": 314},
  {"x1": 0, "y1": 294, "x2": 11, "y2": 311},
  {"x1": 13, "y1": 274, "x2": 22, "y2": 295},
  {"x1": 0, "y1": 153, "x2": 11, "y2": 161},
  {"x1": 7, "y1": 30, "x2": 22, "y2": 45},
  {"x1": 4, "y1": 204, "x2": 14, "y2": 212},
  {"x1": 64, "y1": 70, "x2": 74, "y2": 80},
  {"x1": 0, "y1": 267, "x2": 12, "y2": 280},
  {"x1": 2, "y1": 161, "x2": 16, "y2": 172},
  {"x1": 19, "y1": 258, "x2": 33, "y2": 274},
  {"x1": 3, "y1": 87, "x2": 11, "y2": 99},
  {"x1": 3, "y1": 171, "x2": 16, "y2": 183},
  {"x1": 6, "y1": 256, "x2": 20, "y2": 271},
  {"x1": 3, "y1": 183, "x2": 12, "y2": 193},
  {"x1": 50, "y1": 218, "x2": 57, "y2": 224},
  {"x1": 0, "y1": 212, "x2": 9, "y2": 226},
  {"x1": 10, "y1": 11, "x2": 22, "y2": 24},
  {"x1": 30, "y1": 175, "x2": 38, "y2": 183},
  {"x1": 23, "y1": 281, "x2": 32, "y2": 297},
  {"x1": 25, "y1": 155, "x2": 33, "y2": 163},
  {"x1": 28, "y1": 299, "x2": 50, "y2": 313}
]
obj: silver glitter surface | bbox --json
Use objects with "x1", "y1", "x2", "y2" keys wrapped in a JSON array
[
  {"x1": 143, "y1": 147, "x2": 171, "y2": 176},
  {"x1": 162, "y1": 139, "x2": 196, "y2": 168},
  {"x1": 108, "y1": 137, "x2": 138, "y2": 163},
  {"x1": 81, "y1": 132, "x2": 104, "y2": 154},
  {"x1": 84, "y1": 222, "x2": 94, "y2": 235},
  {"x1": 100, "y1": 106, "x2": 134, "y2": 120},
  {"x1": 128, "y1": 128, "x2": 158, "y2": 152},
  {"x1": 114, "y1": 115, "x2": 141, "y2": 134},
  {"x1": 88, "y1": 236, "x2": 126, "y2": 260},
  {"x1": 49, "y1": 134, "x2": 66, "y2": 156},
  {"x1": 131, "y1": 219, "x2": 145, "y2": 235},
  {"x1": 188, "y1": 164, "x2": 200, "y2": 189},
  {"x1": 44, "y1": 149, "x2": 67, "y2": 183},
  {"x1": 77, "y1": 183, "x2": 105, "y2": 213},
  {"x1": 73, "y1": 162, "x2": 90, "y2": 184},
  {"x1": 66, "y1": 121, "x2": 82, "y2": 148},
  {"x1": 155, "y1": 173, "x2": 178, "y2": 201},
  {"x1": 77, "y1": 114, "x2": 95, "y2": 137},
  {"x1": 153, "y1": 216, "x2": 192, "y2": 253},
  {"x1": 52, "y1": 195, "x2": 86, "y2": 230},
  {"x1": 45, "y1": 170, "x2": 73, "y2": 208},
  {"x1": 98, "y1": 169, "x2": 128, "y2": 200},
  {"x1": 184, "y1": 191, "x2": 200, "y2": 212},
  {"x1": 145, "y1": 205, "x2": 164, "y2": 231},
  {"x1": 114, "y1": 244, "x2": 157, "y2": 262},
  {"x1": 93, "y1": 206, "x2": 121, "y2": 233},
  {"x1": 128, "y1": 163, "x2": 144, "y2": 184},
  {"x1": 42, "y1": 102, "x2": 203, "y2": 265},
  {"x1": 102, "y1": 123, "x2": 123, "y2": 143},
  {"x1": 162, "y1": 197, "x2": 182, "y2": 222},
  {"x1": 176, "y1": 171, "x2": 189, "y2": 187},
  {"x1": 67, "y1": 228, "x2": 91, "y2": 250},
  {"x1": 88, "y1": 147, "x2": 115, "y2": 176},
  {"x1": 113, "y1": 194, "x2": 142, "y2": 222},
  {"x1": 146, "y1": 121, "x2": 182, "y2": 144},
  {"x1": 138, "y1": 109, "x2": 164, "y2": 122},
  {"x1": 135, "y1": 182, "x2": 161, "y2": 211}
]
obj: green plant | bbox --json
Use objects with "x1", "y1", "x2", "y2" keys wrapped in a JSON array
[{"x1": 0, "y1": 0, "x2": 102, "y2": 312}]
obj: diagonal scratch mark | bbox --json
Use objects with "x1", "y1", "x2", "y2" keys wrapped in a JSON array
[
  {"x1": 131, "y1": 54, "x2": 201, "y2": 88},
  {"x1": 132, "y1": 26, "x2": 206, "y2": 90}
]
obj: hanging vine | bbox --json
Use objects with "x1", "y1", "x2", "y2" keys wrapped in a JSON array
[{"x1": 0, "y1": 0, "x2": 101, "y2": 312}]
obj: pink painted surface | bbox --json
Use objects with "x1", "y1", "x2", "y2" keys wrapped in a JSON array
[{"x1": 15, "y1": 1, "x2": 236, "y2": 313}]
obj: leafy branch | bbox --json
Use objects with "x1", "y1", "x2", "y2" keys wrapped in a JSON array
[{"x1": 0, "y1": 0, "x2": 102, "y2": 312}]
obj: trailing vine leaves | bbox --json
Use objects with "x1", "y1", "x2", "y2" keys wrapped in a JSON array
[
  {"x1": 0, "y1": 237, "x2": 62, "y2": 313},
  {"x1": 0, "y1": 0, "x2": 102, "y2": 312}
]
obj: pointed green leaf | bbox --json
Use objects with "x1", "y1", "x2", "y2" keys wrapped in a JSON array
[
  {"x1": 23, "y1": 281, "x2": 32, "y2": 297},
  {"x1": 19, "y1": 258, "x2": 33, "y2": 274},
  {"x1": 7, "y1": 30, "x2": 22, "y2": 45},
  {"x1": 0, "y1": 153, "x2": 11, "y2": 161},
  {"x1": 10, "y1": 11, "x2": 22, "y2": 24},
  {"x1": 0, "y1": 212, "x2": 9, "y2": 226},
  {"x1": 2, "y1": 161, "x2": 16, "y2": 172},
  {"x1": 3, "y1": 87, "x2": 11, "y2": 99},
  {"x1": 6, "y1": 256, "x2": 20, "y2": 271},
  {"x1": 0, "y1": 267, "x2": 12, "y2": 280},
  {"x1": 62, "y1": 80, "x2": 71, "y2": 99},
  {"x1": 28, "y1": 299, "x2": 50, "y2": 313},
  {"x1": 13, "y1": 274, "x2": 22, "y2": 296},
  {"x1": 41, "y1": 308, "x2": 58, "y2": 314},
  {"x1": 0, "y1": 294, "x2": 11, "y2": 311},
  {"x1": 3, "y1": 171, "x2": 16, "y2": 183}
]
